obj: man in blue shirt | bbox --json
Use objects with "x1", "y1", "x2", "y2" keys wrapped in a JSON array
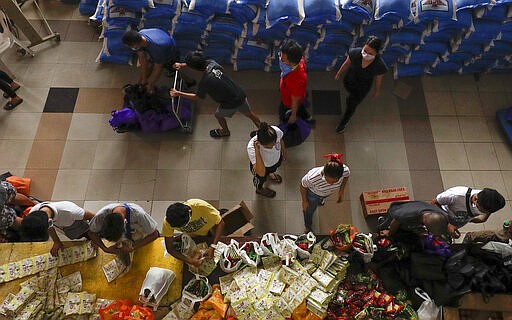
[{"x1": 122, "y1": 29, "x2": 180, "y2": 94}]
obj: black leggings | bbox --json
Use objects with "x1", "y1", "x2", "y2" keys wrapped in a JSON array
[
  {"x1": 250, "y1": 157, "x2": 282, "y2": 189},
  {"x1": 338, "y1": 84, "x2": 371, "y2": 127},
  {"x1": 0, "y1": 70, "x2": 16, "y2": 98}
]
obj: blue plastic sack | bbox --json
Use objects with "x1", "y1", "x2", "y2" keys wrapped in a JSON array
[
  {"x1": 416, "y1": 41, "x2": 449, "y2": 54},
  {"x1": 303, "y1": 0, "x2": 341, "y2": 25},
  {"x1": 394, "y1": 63, "x2": 424, "y2": 78},
  {"x1": 98, "y1": 51, "x2": 133, "y2": 64},
  {"x1": 479, "y1": 4, "x2": 508, "y2": 21},
  {"x1": 234, "y1": 59, "x2": 266, "y2": 70},
  {"x1": 456, "y1": 0, "x2": 489, "y2": 12},
  {"x1": 188, "y1": 0, "x2": 229, "y2": 16},
  {"x1": 143, "y1": 3, "x2": 178, "y2": 19},
  {"x1": 453, "y1": 42, "x2": 482, "y2": 55},
  {"x1": 234, "y1": 39, "x2": 271, "y2": 61},
  {"x1": 79, "y1": 0, "x2": 98, "y2": 15},
  {"x1": 374, "y1": 0, "x2": 413, "y2": 25},
  {"x1": 109, "y1": 0, "x2": 152, "y2": 10},
  {"x1": 414, "y1": 0, "x2": 457, "y2": 22},
  {"x1": 252, "y1": 22, "x2": 290, "y2": 41},
  {"x1": 234, "y1": 0, "x2": 266, "y2": 5},
  {"x1": 106, "y1": 6, "x2": 141, "y2": 27},
  {"x1": 91, "y1": 0, "x2": 105, "y2": 21},
  {"x1": 324, "y1": 20, "x2": 356, "y2": 35},
  {"x1": 208, "y1": 16, "x2": 244, "y2": 36},
  {"x1": 228, "y1": 3, "x2": 258, "y2": 23},
  {"x1": 428, "y1": 61, "x2": 461, "y2": 73},
  {"x1": 460, "y1": 59, "x2": 495, "y2": 73},
  {"x1": 313, "y1": 42, "x2": 348, "y2": 56},
  {"x1": 389, "y1": 30, "x2": 422, "y2": 45},
  {"x1": 443, "y1": 51, "x2": 472, "y2": 62},
  {"x1": 266, "y1": 0, "x2": 305, "y2": 27},
  {"x1": 339, "y1": 0, "x2": 374, "y2": 24},
  {"x1": 405, "y1": 51, "x2": 439, "y2": 64},
  {"x1": 288, "y1": 25, "x2": 320, "y2": 47},
  {"x1": 322, "y1": 31, "x2": 355, "y2": 47}
]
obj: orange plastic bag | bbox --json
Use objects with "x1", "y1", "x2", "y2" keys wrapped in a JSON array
[
  {"x1": 330, "y1": 224, "x2": 358, "y2": 251},
  {"x1": 290, "y1": 301, "x2": 323, "y2": 320},
  {"x1": 6, "y1": 176, "x2": 31, "y2": 196},
  {"x1": 99, "y1": 300, "x2": 152, "y2": 320},
  {"x1": 201, "y1": 284, "x2": 228, "y2": 318}
]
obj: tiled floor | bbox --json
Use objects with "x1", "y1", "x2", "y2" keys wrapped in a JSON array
[{"x1": 1, "y1": 2, "x2": 511, "y2": 239}]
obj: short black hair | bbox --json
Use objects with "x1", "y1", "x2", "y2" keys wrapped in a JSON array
[
  {"x1": 20, "y1": 211, "x2": 49, "y2": 242},
  {"x1": 166, "y1": 202, "x2": 191, "y2": 228},
  {"x1": 423, "y1": 212, "x2": 448, "y2": 236},
  {"x1": 280, "y1": 39, "x2": 303, "y2": 65},
  {"x1": 324, "y1": 161, "x2": 345, "y2": 180},
  {"x1": 256, "y1": 122, "x2": 277, "y2": 146},
  {"x1": 365, "y1": 35, "x2": 383, "y2": 52},
  {"x1": 478, "y1": 188, "x2": 506, "y2": 213},
  {"x1": 100, "y1": 212, "x2": 125, "y2": 242},
  {"x1": 185, "y1": 51, "x2": 208, "y2": 71},
  {"x1": 122, "y1": 29, "x2": 143, "y2": 47}
]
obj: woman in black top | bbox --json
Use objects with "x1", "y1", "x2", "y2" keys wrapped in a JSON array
[{"x1": 334, "y1": 36, "x2": 387, "y2": 133}]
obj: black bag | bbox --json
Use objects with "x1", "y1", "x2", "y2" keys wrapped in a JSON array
[{"x1": 410, "y1": 252, "x2": 447, "y2": 281}]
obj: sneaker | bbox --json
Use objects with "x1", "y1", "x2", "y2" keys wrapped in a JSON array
[
  {"x1": 335, "y1": 124, "x2": 346, "y2": 134},
  {"x1": 319, "y1": 198, "x2": 326, "y2": 206}
]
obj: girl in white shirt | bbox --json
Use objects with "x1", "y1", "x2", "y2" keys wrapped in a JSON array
[{"x1": 247, "y1": 122, "x2": 286, "y2": 198}]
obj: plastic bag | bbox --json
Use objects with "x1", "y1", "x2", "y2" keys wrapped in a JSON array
[
  {"x1": 283, "y1": 232, "x2": 316, "y2": 260},
  {"x1": 219, "y1": 240, "x2": 243, "y2": 273},
  {"x1": 139, "y1": 267, "x2": 176, "y2": 308},
  {"x1": 415, "y1": 288, "x2": 439, "y2": 320},
  {"x1": 481, "y1": 241, "x2": 512, "y2": 258},
  {"x1": 260, "y1": 233, "x2": 280, "y2": 256},
  {"x1": 180, "y1": 234, "x2": 217, "y2": 276},
  {"x1": 352, "y1": 233, "x2": 375, "y2": 263},
  {"x1": 5, "y1": 176, "x2": 31, "y2": 196},
  {"x1": 239, "y1": 241, "x2": 264, "y2": 267}
]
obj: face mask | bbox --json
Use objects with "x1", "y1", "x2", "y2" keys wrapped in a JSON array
[
  {"x1": 361, "y1": 49, "x2": 375, "y2": 61},
  {"x1": 279, "y1": 60, "x2": 293, "y2": 78}
]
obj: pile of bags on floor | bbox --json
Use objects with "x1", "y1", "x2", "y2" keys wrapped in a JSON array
[{"x1": 109, "y1": 84, "x2": 191, "y2": 133}]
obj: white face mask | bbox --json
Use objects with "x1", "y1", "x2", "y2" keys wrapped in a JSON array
[{"x1": 361, "y1": 49, "x2": 375, "y2": 61}]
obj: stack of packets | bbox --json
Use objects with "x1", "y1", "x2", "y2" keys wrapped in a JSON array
[
  {"x1": 0, "y1": 267, "x2": 114, "y2": 320},
  {"x1": 218, "y1": 258, "x2": 319, "y2": 319},
  {"x1": 102, "y1": 240, "x2": 135, "y2": 283},
  {"x1": 0, "y1": 241, "x2": 97, "y2": 284},
  {"x1": 303, "y1": 246, "x2": 350, "y2": 318},
  {"x1": 326, "y1": 270, "x2": 417, "y2": 319}
]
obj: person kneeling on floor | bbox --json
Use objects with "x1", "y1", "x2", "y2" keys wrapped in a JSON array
[
  {"x1": 88, "y1": 203, "x2": 159, "y2": 254},
  {"x1": 300, "y1": 153, "x2": 350, "y2": 233},
  {"x1": 163, "y1": 199, "x2": 225, "y2": 267},
  {"x1": 247, "y1": 122, "x2": 287, "y2": 198},
  {"x1": 20, "y1": 201, "x2": 95, "y2": 256}
]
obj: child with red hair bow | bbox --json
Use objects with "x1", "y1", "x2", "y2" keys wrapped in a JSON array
[{"x1": 299, "y1": 153, "x2": 350, "y2": 233}]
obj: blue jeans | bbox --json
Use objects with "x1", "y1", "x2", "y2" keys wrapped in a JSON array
[{"x1": 303, "y1": 189, "x2": 325, "y2": 229}]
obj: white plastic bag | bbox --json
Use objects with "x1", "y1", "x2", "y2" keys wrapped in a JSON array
[
  {"x1": 416, "y1": 287, "x2": 440, "y2": 320},
  {"x1": 239, "y1": 241, "x2": 264, "y2": 267},
  {"x1": 283, "y1": 232, "x2": 316, "y2": 260},
  {"x1": 219, "y1": 240, "x2": 243, "y2": 273},
  {"x1": 260, "y1": 233, "x2": 280, "y2": 256},
  {"x1": 482, "y1": 241, "x2": 512, "y2": 258},
  {"x1": 352, "y1": 233, "x2": 375, "y2": 263},
  {"x1": 139, "y1": 267, "x2": 175, "y2": 309}
]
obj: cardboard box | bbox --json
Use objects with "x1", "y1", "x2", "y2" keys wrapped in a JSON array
[
  {"x1": 221, "y1": 201, "x2": 254, "y2": 236},
  {"x1": 360, "y1": 187, "x2": 410, "y2": 217}
]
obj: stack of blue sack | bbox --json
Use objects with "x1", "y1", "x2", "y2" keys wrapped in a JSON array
[
  {"x1": 80, "y1": 0, "x2": 99, "y2": 15},
  {"x1": 141, "y1": 0, "x2": 179, "y2": 31},
  {"x1": 394, "y1": 0, "x2": 458, "y2": 78},
  {"x1": 172, "y1": 0, "x2": 214, "y2": 58},
  {"x1": 457, "y1": 0, "x2": 509, "y2": 74},
  {"x1": 90, "y1": 0, "x2": 105, "y2": 22},
  {"x1": 203, "y1": 13, "x2": 241, "y2": 65},
  {"x1": 97, "y1": 0, "x2": 149, "y2": 64}
]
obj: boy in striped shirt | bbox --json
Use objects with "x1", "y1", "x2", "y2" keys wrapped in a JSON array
[{"x1": 300, "y1": 154, "x2": 350, "y2": 233}]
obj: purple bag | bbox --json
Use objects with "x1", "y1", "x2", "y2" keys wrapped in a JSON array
[
  {"x1": 109, "y1": 107, "x2": 139, "y2": 132},
  {"x1": 278, "y1": 118, "x2": 311, "y2": 148}
]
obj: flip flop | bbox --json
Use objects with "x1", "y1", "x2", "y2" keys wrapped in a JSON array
[
  {"x1": 209, "y1": 129, "x2": 230, "y2": 138},
  {"x1": 268, "y1": 173, "x2": 282, "y2": 184},
  {"x1": 256, "y1": 187, "x2": 276, "y2": 198},
  {"x1": 4, "y1": 98, "x2": 23, "y2": 110},
  {"x1": 3, "y1": 85, "x2": 20, "y2": 98}
]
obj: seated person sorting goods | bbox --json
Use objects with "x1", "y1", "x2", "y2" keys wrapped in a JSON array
[
  {"x1": 163, "y1": 199, "x2": 225, "y2": 267},
  {"x1": 88, "y1": 203, "x2": 159, "y2": 254}
]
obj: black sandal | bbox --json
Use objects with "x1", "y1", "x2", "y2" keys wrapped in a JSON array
[
  {"x1": 209, "y1": 129, "x2": 230, "y2": 138},
  {"x1": 256, "y1": 187, "x2": 276, "y2": 198}
]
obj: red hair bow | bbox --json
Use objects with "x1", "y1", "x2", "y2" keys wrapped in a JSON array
[{"x1": 323, "y1": 153, "x2": 343, "y2": 163}]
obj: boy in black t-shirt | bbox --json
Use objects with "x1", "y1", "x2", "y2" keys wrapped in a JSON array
[
  {"x1": 170, "y1": 51, "x2": 261, "y2": 138},
  {"x1": 335, "y1": 36, "x2": 388, "y2": 133}
]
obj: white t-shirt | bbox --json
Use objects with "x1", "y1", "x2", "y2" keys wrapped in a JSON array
[
  {"x1": 247, "y1": 126, "x2": 284, "y2": 167},
  {"x1": 29, "y1": 201, "x2": 85, "y2": 228},
  {"x1": 301, "y1": 165, "x2": 350, "y2": 197},
  {"x1": 89, "y1": 203, "x2": 158, "y2": 241},
  {"x1": 436, "y1": 186, "x2": 484, "y2": 227}
]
